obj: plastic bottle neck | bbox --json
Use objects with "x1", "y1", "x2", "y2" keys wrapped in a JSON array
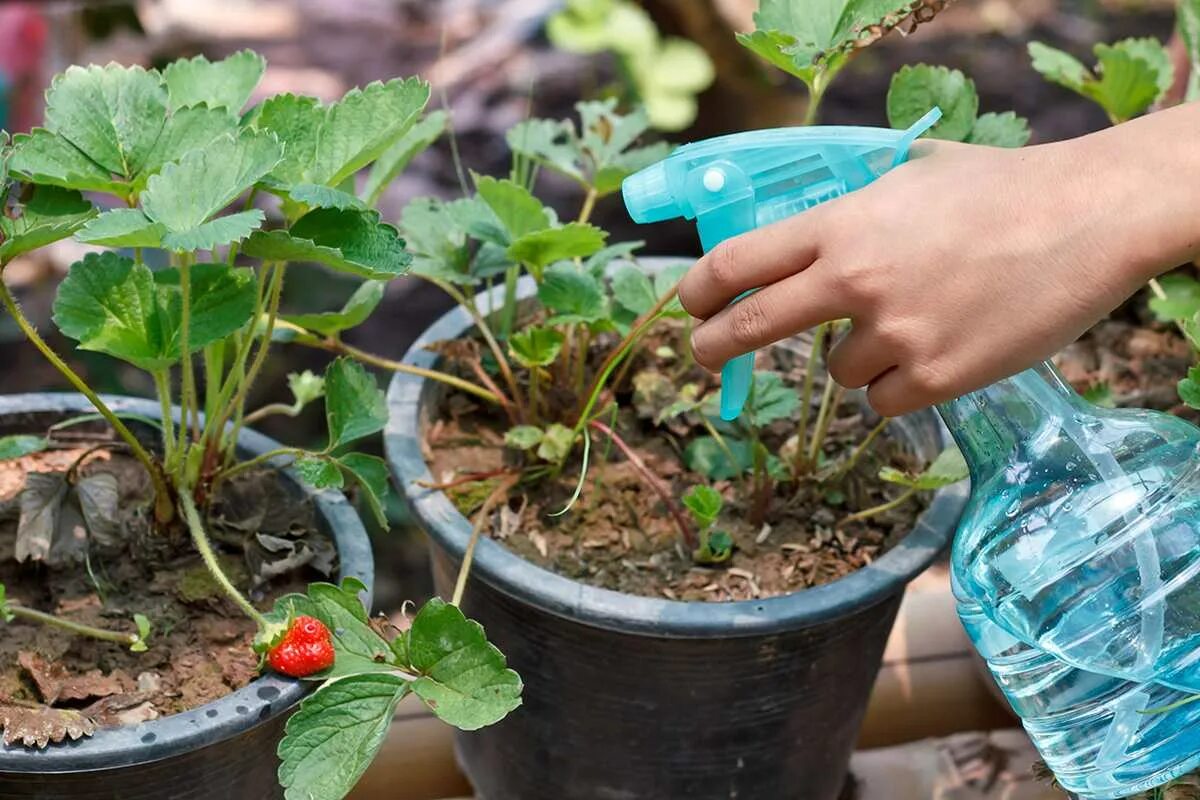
[{"x1": 935, "y1": 362, "x2": 1079, "y2": 483}]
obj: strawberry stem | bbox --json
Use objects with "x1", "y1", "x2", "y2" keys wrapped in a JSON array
[
  {"x1": 180, "y1": 489, "x2": 268, "y2": 629},
  {"x1": 5, "y1": 603, "x2": 142, "y2": 648}
]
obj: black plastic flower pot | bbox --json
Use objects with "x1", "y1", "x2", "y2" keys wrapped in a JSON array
[
  {"x1": 385, "y1": 273, "x2": 969, "y2": 800},
  {"x1": 0, "y1": 394, "x2": 375, "y2": 800}
]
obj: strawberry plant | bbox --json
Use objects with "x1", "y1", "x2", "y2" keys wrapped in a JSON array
[{"x1": 0, "y1": 52, "x2": 519, "y2": 799}]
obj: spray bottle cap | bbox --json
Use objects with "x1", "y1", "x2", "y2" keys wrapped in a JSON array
[{"x1": 622, "y1": 108, "x2": 941, "y2": 420}]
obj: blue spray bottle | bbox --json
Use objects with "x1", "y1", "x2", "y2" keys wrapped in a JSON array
[{"x1": 623, "y1": 114, "x2": 1200, "y2": 798}]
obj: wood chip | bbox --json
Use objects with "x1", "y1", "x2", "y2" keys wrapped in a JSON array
[
  {"x1": 528, "y1": 531, "x2": 548, "y2": 558},
  {"x1": 755, "y1": 523, "x2": 773, "y2": 544}
]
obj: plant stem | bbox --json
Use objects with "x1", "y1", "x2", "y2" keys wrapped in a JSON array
[
  {"x1": 213, "y1": 447, "x2": 303, "y2": 487},
  {"x1": 6, "y1": 604, "x2": 141, "y2": 647},
  {"x1": 153, "y1": 369, "x2": 176, "y2": 469},
  {"x1": 794, "y1": 323, "x2": 827, "y2": 470},
  {"x1": 178, "y1": 255, "x2": 197, "y2": 454},
  {"x1": 218, "y1": 262, "x2": 284, "y2": 458},
  {"x1": 802, "y1": 81, "x2": 826, "y2": 126},
  {"x1": 807, "y1": 382, "x2": 844, "y2": 465},
  {"x1": 203, "y1": 340, "x2": 224, "y2": 421},
  {"x1": 589, "y1": 419, "x2": 697, "y2": 549},
  {"x1": 500, "y1": 266, "x2": 519, "y2": 338},
  {"x1": 242, "y1": 402, "x2": 299, "y2": 426},
  {"x1": 180, "y1": 490, "x2": 268, "y2": 629},
  {"x1": 840, "y1": 487, "x2": 917, "y2": 526},
  {"x1": 451, "y1": 475, "x2": 518, "y2": 607},
  {"x1": 288, "y1": 328, "x2": 503, "y2": 406},
  {"x1": 0, "y1": 280, "x2": 174, "y2": 523},
  {"x1": 835, "y1": 416, "x2": 890, "y2": 479},
  {"x1": 529, "y1": 368, "x2": 541, "y2": 424},
  {"x1": 576, "y1": 285, "x2": 678, "y2": 429},
  {"x1": 429, "y1": 277, "x2": 525, "y2": 415},
  {"x1": 577, "y1": 188, "x2": 598, "y2": 225}
]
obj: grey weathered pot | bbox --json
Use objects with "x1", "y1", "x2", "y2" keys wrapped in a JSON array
[
  {"x1": 0, "y1": 394, "x2": 374, "y2": 800},
  {"x1": 385, "y1": 270, "x2": 969, "y2": 800}
]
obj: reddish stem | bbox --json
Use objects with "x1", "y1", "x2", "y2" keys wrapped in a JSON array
[
  {"x1": 417, "y1": 468, "x2": 517, "y2": 491},
  {"x1": 588, "y1": 419, "x2": 697, "y2": 549}
]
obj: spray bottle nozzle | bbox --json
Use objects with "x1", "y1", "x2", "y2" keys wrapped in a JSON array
[{"x1": 622, "y1": 108, "x2": 942, "y2": 420}]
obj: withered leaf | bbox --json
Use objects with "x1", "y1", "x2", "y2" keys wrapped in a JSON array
[
  {"x1": 0, "y1": 703, "x2": 96, "y2": 748},
  {"x1": 82, "y1": 692, "x2": 157, "y2": 728},
  {"x1": 15, "y1": 473, "x2": 69, "y2": 563},
  {"x1": 76, "y1": 473, "x2": 122, "y2": 549},
  {"x1": 245, "y1": 532, "x2": 334, "y2": 586},
  {"x1": 18, "y1": 651, "x2": 123, "y2": 705}
]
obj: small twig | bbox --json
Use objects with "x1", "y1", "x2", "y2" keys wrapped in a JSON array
[
  {"x1": 417, "y1": 468, "x2": 517, "y2": 491},
  {"x1": 589, "y1": 419, "x2": 697, "y2": 549},
  {"x1": 452, "y1": 475, "x2": 520, "y2": 607}
]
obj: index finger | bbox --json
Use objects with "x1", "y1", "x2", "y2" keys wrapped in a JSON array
[{"x1": 677, "y1": 206, "x2": 828, "y2": 320}]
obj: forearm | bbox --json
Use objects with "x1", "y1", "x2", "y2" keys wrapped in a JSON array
[{"x1": 1067, "y1": 101, "x2": 1200, "y2": 287}]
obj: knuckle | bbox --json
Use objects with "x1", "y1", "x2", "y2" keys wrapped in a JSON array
[
  {"x1": 729, "y1": 294, "x2": 768, "y2": 348},
  {"x1": 707, "y1": 240, "x2": 742, "y2": 293}
]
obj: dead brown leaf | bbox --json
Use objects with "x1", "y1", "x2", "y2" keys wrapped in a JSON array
[
  {"x1": 0, "y1": 702, "x2": 96, "y2": 748},
  {"x1": 81, "y1": 692, "x2": 157, "y2": 728},
  {"x1": 18, "y1": 652, "x2": 123, "y2": 705}
]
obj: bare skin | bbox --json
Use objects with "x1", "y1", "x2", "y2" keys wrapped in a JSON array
[{"x1": 678, "y1": 102, "x2": 1200, "y2": 417}]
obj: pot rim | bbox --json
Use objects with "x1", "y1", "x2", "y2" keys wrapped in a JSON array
[
  {"x1": 0, "y1": 393, "x2": 374, "y2": 773},
  {"x1": 385, "y1": 261, "x2": 968, "y2": 639}
]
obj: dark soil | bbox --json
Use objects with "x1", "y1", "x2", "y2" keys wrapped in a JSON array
[
  {"x1": 425, "y1": 325, "x2": 928, "y2": 603},
  {"x1": 0, "y1": 448, "x2": 331, "y2": 745}
]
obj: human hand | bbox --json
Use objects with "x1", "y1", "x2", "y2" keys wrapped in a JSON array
[{"x1": 677, "y1": 109, "x2": 1200, "y2": 416}]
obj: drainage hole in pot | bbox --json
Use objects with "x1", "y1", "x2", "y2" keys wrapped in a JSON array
[
  {"x1": 141, "y1": 733, "x2": 156, "y2": 744},
  {"x1": 206, "y1": 709, "x2": 219, "y2": 718},
  {"x1": 257, "y1": 686, "x2": 280, "y2": 701},
  {"x1": 236, "y1": 705, "x2": 249, "y2": 715}
]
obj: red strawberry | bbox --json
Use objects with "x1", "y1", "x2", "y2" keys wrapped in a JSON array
[{"x1": 267, "y1": 616, "x2": 334, "y2": 678}]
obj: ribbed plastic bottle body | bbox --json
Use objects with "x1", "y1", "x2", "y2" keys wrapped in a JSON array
[
  {"x1": 944, "y1": 366, "x2": 1200, "y2": 690},
  {"x1": 957, "y1": 589, "x2": 1200, "y2": 798}
]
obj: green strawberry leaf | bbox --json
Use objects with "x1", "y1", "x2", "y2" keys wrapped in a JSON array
[
  {"x1": 538, "y1": 262, "x2": 608, "y2": 325},
  {"x1": 746, "y1": 371, "x2": 799, "y2": 426},
  {"x1": 684, "y1": 437, "x2": 753, "y2": 480},
  {"x1": 682, "y1": 484, "x2": 722, "y2": 528},
  {"x1": 504, "y1": 425, "x2": 544, "y2": 451},
  {"x1": 1148, "y1": 274, "x2": 1200, "y2": 322},
  {"x1": 243, "y1": 208, "x2": 411, "y2": 280},
  {"x1": 1179, "y1": 366, "x2": 1200, "y2": 410},
  {"x1": 536, "y1": 424, "x2": 576, "y2": 464},
  {"x1": 0, "y1": 185, "x2": 96, "y2": 265},
  {"x1": 136, "y1": 105, "x2": 242, "y2": 188},
  {"x1": 324, "y1": 358, "x2": 387, "y2": 449},
  {"x1": 277, "y1": 673, "x2": 409, "y2": 800},
  {"x1": 0, "y1": 435, "x2": 48, "y2": 461},
  {"x1": 7, "y1": 128, "x2": 129, "y2": 197},
  {"x1": 406, "y1": 598, "x2": 522, "y2": 730},
  {"x1": 42, "y1": 63, "x2": 167, "y2": 180},
  {"x1": 363, "y1": 110, "x2": 448, "y2": 207},
  {"x1": 1082, "y1": 381, "x2": 1116, "y2": 409},
  {"x1": 585, "y1": 240, "x2": 644, "y2": 276},
  {"x1": 1178, "y1": 0, "x2": 1200, "y2": 101},
  {"x1": 337, "y1": 453, "x2": 391, "y2": 530},
  {"x1": 284, "y1": 183, "x2": 367, "y2": 212},
  {"x1": 162, "y1": 50, "x2": 266, "y2": 112},
  {"x1": 1030, "y1": 38, "x2": 1171, "y2": 123},
  {"x1": 53, "y1": 254, "x2": 255, "y2": 369},
  {"x1": 400, "y1": 196, "x2": 486, "y2": 284},
  {"x1": 879, "y1": 445, "x2": 967, "y2": 489},
  {"x1": 75, "y1": 208, "x2": 166, "y2": 248},
  {"x1": 283, "y1": 281, "x2": 385, "y2": 336},
  {"x1": 737, "y1": 0, "x2": 939, "y2": 91},
  {"x1": 474, "y1": 175, "x2": 552, "y2": 240},
  {"x1": 508, "y1": 326, "x2": 565, "y2": 368},
  {"x1": 636, "y1": 38, "x2": 716, "y2": 132},
  {"x1": 140, "y1": 130, "x2": 281, "y2": 249},
  {"x1": 887, "y1": 64, "x2": 979, "y2": 142},
  {"x1": 693, "y1": 529, "x2": 733, "y2": 565},
  {"x1": 506, "y1": 100, "x2": 669, "y2": 195},
  {"x1": 254, "y1": 78, "x2": 430, "y2": 188},
  {"x1": 295, "y1": 456, "x2": 345, "y2": 491},
  {"x1": 967, "y1": 111, "x2": 1031, "y2": 147},
  {"x1": 610, "y1": 263, "x2": 657, "y2": 315},
  {"x1": 510, "y1": 224, "x2": 607, "y2": 277}
]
